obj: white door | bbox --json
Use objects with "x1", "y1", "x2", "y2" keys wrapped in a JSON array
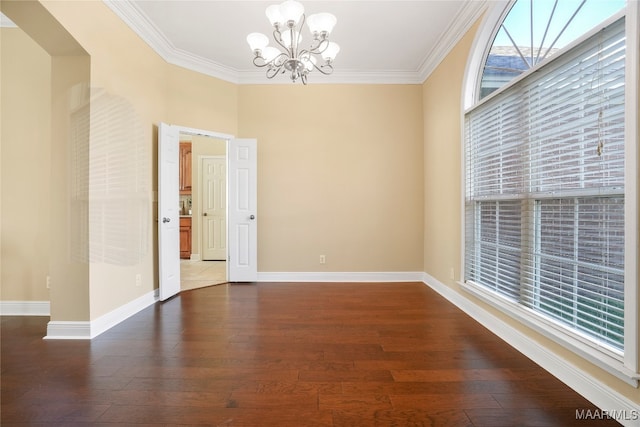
[
  {"x1": 202, "y1": 157, "x2": 226, "y2": 261},
  {"x1": 228, "y1": 139, "x2": 257, "y2": 282},
  {"x1": 158, "y1": 122, "x2": 181, "y2": 300}
]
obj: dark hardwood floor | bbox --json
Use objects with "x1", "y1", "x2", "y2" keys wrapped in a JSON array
[{"x1": 1, "y1": 282, "x2": 619, "y2": 426}]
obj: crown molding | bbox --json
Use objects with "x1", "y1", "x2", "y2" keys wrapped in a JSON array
[
  {"x1": 417, "y1": 0, "x2": 489, "y2": 82},
  {"x1": 104, "y1": 0, "x2": 173, "y2": 59},
  {"x1": 169, "y1": 48, "x2": 242, "y2": 84},
  {"x1": 104, "y1": 0, "x2": 486, "y2": 86}
]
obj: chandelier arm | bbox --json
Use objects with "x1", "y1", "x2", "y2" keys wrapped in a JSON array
[
  {"x1": 272, "y1": 28, "x2": 290, "y2": 53},
  {"x1": 308, "y1": 37, "x2": 328, "y2": 54},
  {"x1": 252, "y1": 56, "x2": 270, "y2": 68},
  {"x1": 314, "y1": 62, "x2": 334, "y2": 76},
  {"x1": 273, "y1": 52, "x2": 289, "y2": 66},
  {"x1": 266, "y1": 62, "x2": 285, "y2": 79},
  {"x1": 265, "y1": 52, "x2": 290, "y2": 78},
  {"x1": 254, "y1": 51, "x2": 289, "y2": 69},
  {"x1": 287, "y1": 26, "x2": 296, "y2": 57},
  {"x1": 294, "y1": 13, "x2": 306, "y2": 58},
  {"x1": 298, "y1": 48, "x2": 311, "y2": 60}
]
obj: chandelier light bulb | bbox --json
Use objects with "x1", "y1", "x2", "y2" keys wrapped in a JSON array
[
  {"x1": 262, "y1": 46, "x2": 281, "y2": 62},
  {"x1": 247, "y1": 32, "x2": 269, "y2": 52},
  {"x1": 279, "y1": 0, "x2": 304, "y2": 25},
  {"x1": 306, "y1": 13, "x2": 337, "y2": 36},
  {"x1": 321, "y1": 42, "x2": 340, "y2": 62},
  {"x1": 265, "y1": 4, "x2": 283, "y2": 27}
]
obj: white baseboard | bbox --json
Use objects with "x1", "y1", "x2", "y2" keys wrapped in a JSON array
[
  {"x1": 190, "y1": 254, "x2": 201, "y2": 261},
  {"x1": 44, "y1": 321, "x2": 91, "y2": 339},
  {"x1": 89, "y1": 288, "x2": 158, "y2": 338},
  {"x1": 421, "y1": 272, "x2": 639, "y2": 427},
  {"x1": 0, "y1": 301, "x2": 50, "y2": 316},
  {"x1": 257, "y1": 271, "x2": 424, "y2": 282},
  {"x1": 45, "y1": 289, "x2": 158, "y2": 340}
]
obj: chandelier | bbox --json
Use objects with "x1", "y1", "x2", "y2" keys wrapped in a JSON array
[{"x1": 246, "y1": 0, "x2": 339, "y2": 84}]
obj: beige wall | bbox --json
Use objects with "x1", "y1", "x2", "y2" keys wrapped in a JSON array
[
  {"x1": 49, "y1": 53, "x2": 91, "y2": 321},
  {"x1": 422, "y1": 15, "x2": 640, "y2": 407},
  {"x1": 239, "y1": 84, "x2": 424, "y2": 272},
  {"x1": 167, "y1": 66, "x2": 238, "y2": 136},
  {"x1": 422, "y1": 28, "x2": 470, "y2": 286},
  {"x1": 0, "y1": 27, "x2": 52, "y2": 302}
]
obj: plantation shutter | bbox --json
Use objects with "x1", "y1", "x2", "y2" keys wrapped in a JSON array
[{"x1": 464, "y1": 17, "x2": 626, "y2": 350}]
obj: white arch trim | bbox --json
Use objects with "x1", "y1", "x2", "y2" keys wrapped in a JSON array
[{"x1": 462, "y1": 0, "x2": 511, "y2": 111}]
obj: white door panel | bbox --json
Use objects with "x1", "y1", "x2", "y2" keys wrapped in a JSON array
[
  {"x1": 228, "y1": 139, "x2": 257, "y2": 282},
  {"x1": 158, "y1": 122, "x2": 181, "y2": 301},
  {"x1": 202, "y1": 157, "x2": 226, "y2": 260}
]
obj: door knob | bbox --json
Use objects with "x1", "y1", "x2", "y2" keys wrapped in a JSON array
[
  {"x1": 249, "y1": 215, "x2": 256, "y2": 220},
  {"x1": 162, "y1": 217, "x2": 170, "y2": 223},
  {"x1": 203, "y1": 212, "x2": 208, "y2": 216}
]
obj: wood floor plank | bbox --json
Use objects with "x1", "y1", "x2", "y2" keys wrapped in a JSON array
[
  {"x1": 389, "y1": 393, "x2": 502, "y2": 410},
  {"x1": 1, "y1": 282, "x2": 619, "y2": 426},
  {"x1": 319, "y1": 393, "x2": 393, "y2": 412}
]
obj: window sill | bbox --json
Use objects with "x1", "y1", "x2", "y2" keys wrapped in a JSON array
[{"x1": 461, "y1": 280, "x2": 639, "y2": 387}]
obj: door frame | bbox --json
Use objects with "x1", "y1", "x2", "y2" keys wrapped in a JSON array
[{"x1": 166, "y1": 125, "x2": 234, "y2": 285}]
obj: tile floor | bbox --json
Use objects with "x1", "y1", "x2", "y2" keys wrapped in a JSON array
[{"x1": 180, "y1": 260, "x2": 227, "y2": 291}]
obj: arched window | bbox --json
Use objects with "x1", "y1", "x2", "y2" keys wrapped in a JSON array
[
  {"x1": 479, "y1": 0, "x2": 625, "y2": 99},
  {"x1": 463, "y1": 0, "x2": 638, "y2": 383}
]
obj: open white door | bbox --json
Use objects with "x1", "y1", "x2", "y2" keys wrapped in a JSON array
[
  {"x1": 158, "y1": 122, "x2": 181, "y2": 300},
  {"x1": 228, "y1": 138, "x2": 257, "y2": 282}
]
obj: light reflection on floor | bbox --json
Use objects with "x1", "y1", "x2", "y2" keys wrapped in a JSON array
[{"x1": 180, "y1": 260, "x2": 227, "y2": 291}]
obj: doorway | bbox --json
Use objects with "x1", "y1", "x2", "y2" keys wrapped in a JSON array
[
  {"x1": 178, "y1": 132, "x2": 227, "y2": 291},
  {"x1": 159, "y1": 124, "x2": 257, "y2": 300}
]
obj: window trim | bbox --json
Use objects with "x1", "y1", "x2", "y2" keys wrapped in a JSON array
[
  {"x1": 460, "y1": 0, "x2": 639, "y2": 385},
  {"x1": 466, "y1": 9, "x2": 626, "y2": 114},
  {"x1": 463, "y1": 279, "x2": 637, "y2": 385},
  {"x1": 623, "y1": 0, "x2": 639, "y2": 377}
]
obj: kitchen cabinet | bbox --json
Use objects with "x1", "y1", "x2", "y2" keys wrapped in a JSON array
[
  {"x1": 180, "y1": 216, "x2": 192, "y2": 259},
  {"x1": 179, "y1": 142, "x2": 192, "y2": 194}
]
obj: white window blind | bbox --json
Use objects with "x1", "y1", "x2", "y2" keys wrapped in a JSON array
[{"x1": 465, "y1": 18, "x2": 626, "y2": 351}]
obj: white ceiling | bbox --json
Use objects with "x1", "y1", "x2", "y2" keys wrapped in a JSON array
[{"x1": 105, "y1": 0, "x2": 488, "y2": 84}]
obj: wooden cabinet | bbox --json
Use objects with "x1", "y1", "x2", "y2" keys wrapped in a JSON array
[
  {"x1": 179, "y1": 142, "x2": 192, "y2": 195},
  {"x1": 180, "y1": 217, "x2": 192, "y2": 259}
]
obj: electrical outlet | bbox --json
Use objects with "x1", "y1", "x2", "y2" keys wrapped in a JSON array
[
  {"x1": 319, "y1": 255, "x2": 326, "y2": 264},
  {"x1": 135, "y1": 274, "x2": 142, "y2": 287},
  {"x1": 46, "y1": 275, "x2": 51, "y2": 289}
]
